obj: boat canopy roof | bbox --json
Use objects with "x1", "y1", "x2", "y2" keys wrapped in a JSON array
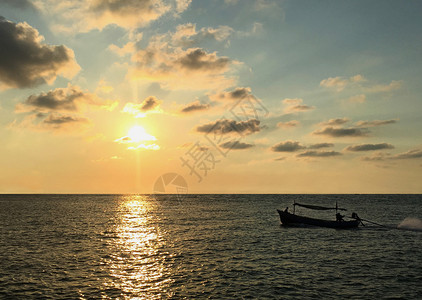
[{"x1": 293, "y1": 202, "x2": 347, "y2": 211}]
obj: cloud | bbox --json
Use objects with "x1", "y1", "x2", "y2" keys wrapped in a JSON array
[
  {"x1": 354, "y1": 119, "x2": 398, "y2": 127},
  {"x1": 180, "y1": 100, "x2": 210, "y2": 113},
  {"x1": 271, "y1": 140, "x2": 305, "y2": 152},
  {"x1": 366, "y1": 80, "x2": 402, "y2": 93},
  {"x1": 10, "y1": 112, "x2": 91, "y2": 133},
  {"x1": 172, "y1": 23, "x2": 234, "y2": 47},
  {"x1": 219, "y1": 141, "x2": 254, "y2": 150},
  {"x1": 320, "y1": 118, "x2": 350, "y2": 126},
  {"x1": 0, "y1": 17, "x2": 80, "y2": 89},
  {"x1": 122, "y1": 96, "x2": 162, "y2": 117},
  {"x1": 130, "y1": 44, "x2": 236, "y2": 90},
  {"x1": 308, "y1": 143, "x2": 334, "y2": 149},
  {"x1": 361, "y1": 149, "x2": 422, "y2": 161},
  {"x1": 277, "y1": 120, "x2": 299, "y2": 128},
  {"x1": 13, "y1": 85, "x2": 116, "y2": 133},
  {"x1": 320, "y1": 74, "x2": 402, "y2": 94},
  {"x1": 360, "y1": 152, "x2": 391, "y2": 161},
  {"x1": 211, "y1": 87, "x2": 252, "y2": 101},
  {"x1": 282, "y1": 98, "x2": 315, "y2": 114},
  {"x1": 16, "y1": 85, "x2": 117, "y2": 113},
  {"x1": 176, "y1": 48, "x2": 230, "y2": 71},
  {"x1": 195, "y1": 119, "x2": 262, "y2": 135},
  {"x1": 42, "y1": 113, "x2": 89, "y2": 126},
  {"x1": 313, "y1": 126, "x2": 369, "y2": 137},
  {"x1": 390, "y1": 149, "x2": 422, "y2": 160},
  {"x1": 37, "y1": 0, "x2": 191, "y2": 33},
  {"x1": 126, "y1": 23, "x2": 241, "y2": 90},
  {"x1": 237, "y1": 22, "x2": 264, "y2": 38},
  {"x1": 297, "y1": 150, "x2": 342, "y2": 158},
  {"x1": 320, "y1": 75, "x2": 365, "y2": 91},
  {"x1": 345, "y1": 143, "x2": 394, "y2": 152}
]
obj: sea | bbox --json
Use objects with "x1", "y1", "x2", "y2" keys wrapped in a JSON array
[{"x1": 0, "y1": 194, "x2": 421, "y2": 299}]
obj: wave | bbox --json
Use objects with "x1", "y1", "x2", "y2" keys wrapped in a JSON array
[{"x1": 397, "y1": 217, "x2": 422, "y2": 231}]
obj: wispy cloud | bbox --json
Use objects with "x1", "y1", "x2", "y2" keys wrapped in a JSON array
[
  {"x1": 319, "y1": 118, "x2": 350, "y2": 126},
  {"x1": 313, "y1": 126, "x2": 369, "y2": 137},
  {"x1": 320, "y1": 74, "x2": 365, "y2": 91},
  {"x1": 282, "y1": 98, "x2": 315, "y2": 114},
  {"x1": 277, "y1": 120, "x2": 300, "y2": 128},
  {"x1": 354, "y1": 119, "x2": 398, "y2": 127},
  {"x1": 296, "y1": 150, "x2": 342, "y2": 158},
  {"x1": 219, "y1": 141, "x2": 254, "y2": 150},
  {"x1": 195, "y1": 119, "x2": 262, "y2": 135},
  {"x1": 345, "y1": 143, "x2": 394, "y2": 152},
  {"x1": 271, "y1": 140, "x2": 305, "y2": 152},
  {"x1": 180, "y1": 100, "x2": 210, "y2": 114},
  {"x1": 308, "y1": 143, "x2": 334, "y2": 149},
  {"x1": 390, "y1": 149, "x2": 422, "y2": 160},
  {"x1": 36, "y1": 0, "x2": 192, "y2": 33}
]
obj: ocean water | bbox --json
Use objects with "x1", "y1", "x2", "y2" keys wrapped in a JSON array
[{"x1": 0, "y1": 194, "x2": 421, "y2": 299}]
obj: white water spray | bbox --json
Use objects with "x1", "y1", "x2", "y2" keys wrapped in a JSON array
[{"x1": 397, "y1": 217, "x2": 422, "y2": 231}]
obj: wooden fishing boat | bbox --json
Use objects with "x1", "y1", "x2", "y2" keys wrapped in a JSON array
[{"x1": 277, "y1": 202, "x2": 361, "y2": 229}]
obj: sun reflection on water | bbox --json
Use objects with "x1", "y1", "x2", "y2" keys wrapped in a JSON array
[{"x1": 102, "y1": 195, "x2": 173, "y2": 299}]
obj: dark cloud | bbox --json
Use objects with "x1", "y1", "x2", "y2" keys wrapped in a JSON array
[
  {"x1": 16, "y1": 85, "x2": 115, "y2": 113},
  {"x1": 195, "y1": 119, "x2": 262, "y2": 135},
  {"x1": 177, "y1": 48, "x2": 230, "y2": 71},
  {"x1": 220, "y1": 141, "x2": 254, "y2": 150},
  {"x1": 345, "y1": 143, "x2": 394, "y2": 152},
  {"x1": 271, "y1": 141, "x2": 305, "y2": 152},
  {"x1": 181, "y1": 100, "x2": 210, "y2": 113},
  {"x1": 0, "y1": 17, "x2": 79, "y2": 89},
  {"x1": 313, "y1": 126, "x2": 369, "y2": 137},
  {"x1": 355, "y1": 119, "x2": 398, "y2": 127},
  {"x1": 131, "y1": 43, "x2": 235, "y2": 90},
  {"x1": 122, "y1": 96, "x2": 161, "y2": 116},
  {"x1": 225, "y1": 87, "x2": 251, "y2": 100},
  {"x1": 43, "y1": 113, "x2": 89, "y2": 125},
  {"x1": 390, "y1": 149, "x2": 422, "y2": 160},
  {"x1": 139, "y1": 96, "x2": 160, "y2": 111},
  {"x1": 289, "y1": 105, "x2": 314, "y2": 112},
  {"x1": 308, "y1": 143, "x2": 334, "y2": 149},
  {"x1": 297, "y1": 150, "x2": 342, "y2": 158}
]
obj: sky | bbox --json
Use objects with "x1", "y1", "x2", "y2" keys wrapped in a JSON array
[{"x1": 1, "y1": 0, "x2": 421, "y2": 194}]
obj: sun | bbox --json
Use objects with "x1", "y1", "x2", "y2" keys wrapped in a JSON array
[{"x1": 127, "y1": 125, "x2": 156, "y2": 143}]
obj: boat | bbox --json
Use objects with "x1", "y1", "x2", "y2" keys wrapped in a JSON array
[{"x1": 277, "y1": 202, "x2": 361, "y2": 229}]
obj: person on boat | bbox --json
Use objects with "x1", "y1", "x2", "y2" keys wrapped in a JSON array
[
  {"x1": 336, "y1": 213, "x2": 344, "y2": 222},
  {"x1": 284, "y1": 207, "x2": 289, "y2": 212}
]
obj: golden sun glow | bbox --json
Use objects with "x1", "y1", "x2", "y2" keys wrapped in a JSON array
[{"x1": 127, "y1": 125, "x2": 156, "y2": 143}]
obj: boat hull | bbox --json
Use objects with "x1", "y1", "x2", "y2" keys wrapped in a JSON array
[{"x1": 277, "y1": 210, "x2": 359, "y2": 229}]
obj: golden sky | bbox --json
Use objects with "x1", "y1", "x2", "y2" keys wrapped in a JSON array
[{"x1": 1, "y1": 0, "x2": 421, "y2": 193}]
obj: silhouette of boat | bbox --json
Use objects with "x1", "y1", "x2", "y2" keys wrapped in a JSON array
[{"x1": 277, "y1": 202, "x2": 360, "y2": 229}]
